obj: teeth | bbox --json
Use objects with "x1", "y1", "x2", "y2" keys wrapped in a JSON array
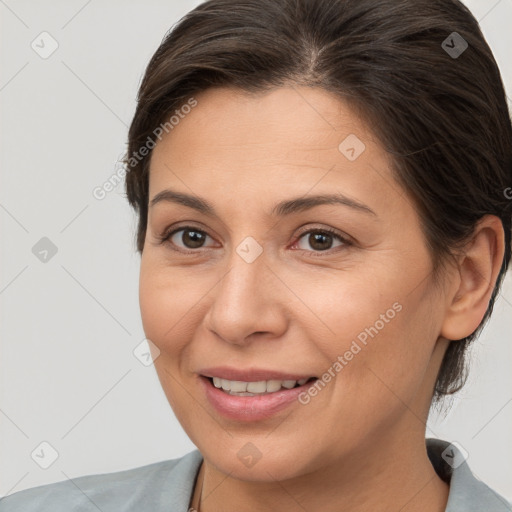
[
  {"x1": 246, "y1": 381, "x2": 267, "y2": 393},
  {"x1": 229, "y1": 380, "x2": 248, "y2": 392},
  {"x1": 266, "y1": 380, "x2": 282, "y2": 392},
  {"x1": 210, "y1": 377, "x2": 312, "y2": 395}
]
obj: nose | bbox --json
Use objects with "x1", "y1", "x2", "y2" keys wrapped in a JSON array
[{"x1": 202, "y1": 247, "x2": 288, "y2": 346}]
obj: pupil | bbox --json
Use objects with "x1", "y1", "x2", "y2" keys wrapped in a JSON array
[
  {"x1": 184, "y1": 230, "x2": 204, "y2": 248},
  {"x1": 310, "y1": 232, "x2": 332, "y2": 251}
]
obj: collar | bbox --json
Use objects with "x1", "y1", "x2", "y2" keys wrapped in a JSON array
[
  {"x1": 426, "y1": 438, "x2": 511, "y2": 511},
  {"x1": 173, "y1": 439, "x2": 510, "y2": 511}
]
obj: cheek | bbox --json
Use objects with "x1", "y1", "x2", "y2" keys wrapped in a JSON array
[
  {"x1": 139, "y1": 257, "x2": 190, "y2": 360},
  {"x1": 292, "y1": 268, "x2": 403, "y2": 356},
  {"x1": 322, "y1": 288, "x2": 439, "y2": 423},
  {"x1": 138, "y1": 261, "x2": 203, "y2": 417},
  {"x1": 305, "y1": 263, "x2": 440, "y2": 400},
  {"x1": 138, "y1": 259, "x2": 194, "y2": 353}
]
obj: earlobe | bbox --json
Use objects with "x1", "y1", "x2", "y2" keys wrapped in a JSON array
[{"x1": 440, "y1": 215, "x2": 505, "y2": 341}]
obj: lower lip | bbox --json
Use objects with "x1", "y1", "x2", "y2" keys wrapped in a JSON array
[{"x1": 200, "y1": 376, "x2": 316, "y2": 422}]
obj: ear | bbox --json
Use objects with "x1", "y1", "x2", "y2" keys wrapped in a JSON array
[{"x1": 440, "y1": 215, "x2": 505, "y2": 341}]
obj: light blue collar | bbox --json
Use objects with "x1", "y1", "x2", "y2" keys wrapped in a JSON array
[{"x1": 175, "y1": 439, "x2": 510, "y2": 511}]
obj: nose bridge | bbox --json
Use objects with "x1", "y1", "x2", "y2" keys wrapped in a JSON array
[
  {"x1": 219, "y1": 231, "x2": 269, "y2": 303},
  {"x1": 216, "y1": 241, "x2": 268, "y2": 316},
  {"x1": 204, "y1": 238, "x2": 284, "y2": 344}
]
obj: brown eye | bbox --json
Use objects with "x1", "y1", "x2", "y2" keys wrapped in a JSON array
[
  {"x1": 295, "y1": 229, "x2": 349, "y2": 253},
  {"x1": 164, "y1": 227, "x2": 215, "y2": 250},
  {"x1": 177, "y1": 229, "x2": 206, "y2": 248}
]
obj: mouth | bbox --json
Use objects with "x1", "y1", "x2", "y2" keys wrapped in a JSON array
[
  {"x1": 199, "y1": 375, "x2": 319, "y2": 421},
  {"x1": 204, "y1": 376, "x2": 318, "y2": 396}
]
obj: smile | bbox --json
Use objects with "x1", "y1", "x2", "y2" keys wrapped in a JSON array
[
  {"x1": 210, "y1": 377, "x2": 314, "y2": 396},
  {"x1": 200, "y1": 375, "x2": 318, "y2": 421}
]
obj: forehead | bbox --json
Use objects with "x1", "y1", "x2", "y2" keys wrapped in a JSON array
[
  {"x1": 152, "y1": 85, "x2": 374, "y2": 160},
  {"x1": 148, "y1": 85, "x2": 401, "y2": 216}
]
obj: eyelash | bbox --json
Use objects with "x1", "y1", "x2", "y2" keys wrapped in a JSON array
[{"x1": 157, "y1": 225, "x2": 352, "y2": 257}]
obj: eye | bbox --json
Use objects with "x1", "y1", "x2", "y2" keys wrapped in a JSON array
[
  {"x1": 159, "y1": 226, "x2": 216, "y2": 252},
  {"x1": 158, "y1": 225, "x2": 351, "y2": 255},
  {"x1": 293, "y1": 228, "x2": 350, "y2": 253}
]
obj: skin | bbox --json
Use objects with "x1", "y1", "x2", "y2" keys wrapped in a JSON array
[{"x1": 139, "y1": 86, "x2": 504, "y2": 512}]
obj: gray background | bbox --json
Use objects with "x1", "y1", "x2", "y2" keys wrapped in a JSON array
[{"x1": 1, "y1": 0, "x2": 511, "y2": 501}]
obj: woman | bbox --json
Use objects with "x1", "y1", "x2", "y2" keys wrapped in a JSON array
[{"x1": 1, "y1": 0, "x2": 511, "y2": 510}]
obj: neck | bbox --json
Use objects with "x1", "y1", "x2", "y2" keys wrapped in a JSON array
[{"x1": 193, "y1": 430, "x2": 449, "y2": 512}]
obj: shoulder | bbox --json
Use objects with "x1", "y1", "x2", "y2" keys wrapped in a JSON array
[
  {"x1": 0, "y1": 449, "x2": 203, "y2": 512},
  {"x1": 426, "y1": 438, "x2": 512, "y2": 511}
]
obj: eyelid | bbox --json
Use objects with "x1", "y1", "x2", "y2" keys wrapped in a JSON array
[{"x1": 294, "y1": 224, "x2": 352, "y2": 243}]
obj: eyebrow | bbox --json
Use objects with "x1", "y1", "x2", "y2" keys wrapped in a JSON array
[{"x1": 149, "y1": 189, "x2": 377, "y2": 217}]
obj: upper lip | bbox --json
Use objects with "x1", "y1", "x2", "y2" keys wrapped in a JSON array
[{"x1": 199, "y1": 366, "x2": 317, "y2": 382}]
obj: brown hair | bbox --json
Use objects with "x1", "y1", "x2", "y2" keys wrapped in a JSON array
[{"x1": 124, "y1": 0, "x2": 512, "y2": 401}]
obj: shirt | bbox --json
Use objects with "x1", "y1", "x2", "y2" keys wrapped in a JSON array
[{"x1": 0, "y1": 438, "x2": 510, "y2": 511}]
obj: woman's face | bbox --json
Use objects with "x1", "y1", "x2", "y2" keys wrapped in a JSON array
[{"x1": 139, "y1": 86, "x2": 451, "y2": 480}]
